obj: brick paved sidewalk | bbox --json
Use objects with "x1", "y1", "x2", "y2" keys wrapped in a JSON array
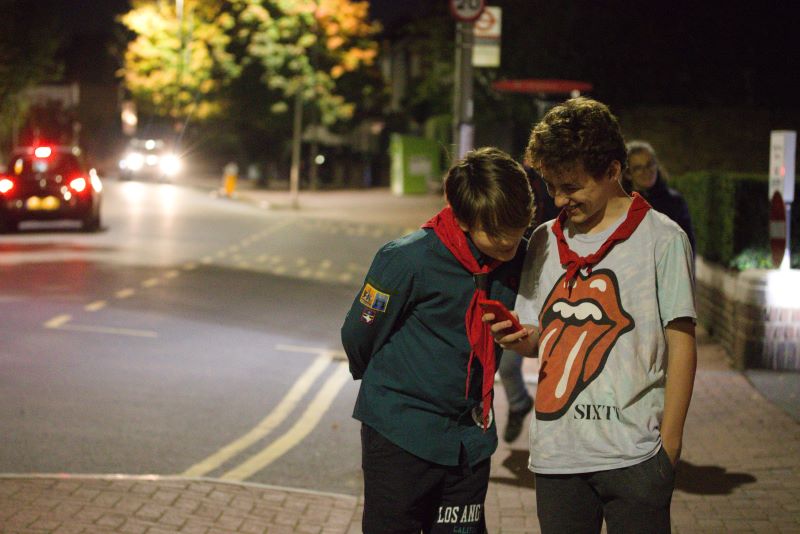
[{"x1": 0, "y1": 476, "x2": 359, "y2": 534}]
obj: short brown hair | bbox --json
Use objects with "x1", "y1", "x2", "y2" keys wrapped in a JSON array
[
  {"x1": 444, "y1": 147, "x2": 534, "y2": 236},
  {"x1": 525, "y1": 97, "x2": 627, "y2": 179}
]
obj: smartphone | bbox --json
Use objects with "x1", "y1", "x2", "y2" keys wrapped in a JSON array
[{"x1": 478, "y1": 299, "x2": 524, "y2": 333}]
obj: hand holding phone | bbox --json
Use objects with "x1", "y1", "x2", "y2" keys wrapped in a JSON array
[{"x1": 478, "y1": 299, "x2": 524, "y2": 333}]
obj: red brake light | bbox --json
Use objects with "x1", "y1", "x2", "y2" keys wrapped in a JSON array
[
  {"x1": 34, "y1": 146, "x2": 53, "y2": 158},
  {"x1": 69, "y1": 177, "x2": 87, "y2": 193},
  {"x1": 0, "y1": 177, "x2": 14, "y2": 194}
]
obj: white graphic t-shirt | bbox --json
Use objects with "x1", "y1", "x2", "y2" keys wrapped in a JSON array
[{"x1": 515, "y1": 209, "x2": 695, "y2": 474}]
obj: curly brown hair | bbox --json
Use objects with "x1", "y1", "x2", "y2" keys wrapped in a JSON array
[
  {"x1": 525, "y1": 97, "x2": 627, "y2": 179},
  {"x1": 444, "y1": 147, "x2": 534, "y2": 237}
]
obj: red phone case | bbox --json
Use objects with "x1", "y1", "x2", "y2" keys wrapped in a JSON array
[{"x1": 478, "y1": 299, "x2": 523, "y2": 332}]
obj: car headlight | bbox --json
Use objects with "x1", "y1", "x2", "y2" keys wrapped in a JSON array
[
  {"x1": 121, "y1": 152, "x2": 144, "y2": 171},
  {"x1": 160, "y1": 154, "x2": 181, "y2": 175}
]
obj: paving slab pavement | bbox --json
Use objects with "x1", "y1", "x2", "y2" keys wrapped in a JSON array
[{"x1": 3, "y1": 179, "x2": 799, "y2": 533}]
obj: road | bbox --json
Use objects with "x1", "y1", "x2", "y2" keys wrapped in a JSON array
[{"x1": 0, "y1": 178, "x2": 413, "y2": 496}]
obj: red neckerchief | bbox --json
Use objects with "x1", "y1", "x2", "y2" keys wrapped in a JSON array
[
  {"x1": 552, "y1": 193, "x2": 651, "y2": 287},
  {"x1": 422, "y1": 206, "x2": 499, "y2": 430}
]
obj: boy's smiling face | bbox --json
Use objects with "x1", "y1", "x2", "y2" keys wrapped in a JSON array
[{"x1": 541, "y1": 161, "x2": 622, "y2": 234}]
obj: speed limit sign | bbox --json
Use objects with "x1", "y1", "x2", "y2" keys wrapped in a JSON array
[{"x1": 450, "y1": 0, "x2": 485, "y2": 22}]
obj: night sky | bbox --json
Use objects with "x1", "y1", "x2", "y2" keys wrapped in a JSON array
[{"x1": 56, "y1": 0, "x2": 800, "y2": 108}]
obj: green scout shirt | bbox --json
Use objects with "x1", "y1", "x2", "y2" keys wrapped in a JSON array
[{"x1": 341, "y1": 227, "x2": 525, "y2": 467}]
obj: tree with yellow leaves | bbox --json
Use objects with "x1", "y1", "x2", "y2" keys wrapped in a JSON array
[
  {"x1": 119, "y1": 0, "x2": 240, "y2": 120},
  {"x1": 232, "y1": 0, "x2": 380, "y2": 126},
  {"x1": 119, "y1": 0, "x2": 379, "y2": 126}
]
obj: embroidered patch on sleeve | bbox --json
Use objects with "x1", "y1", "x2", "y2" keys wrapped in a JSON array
[
  {"x1": 359, "y1": 283, "x2": 390, "y2": 312},
  {"x1": 360, "y1": 308, "x2": 377, "y2": 324}
]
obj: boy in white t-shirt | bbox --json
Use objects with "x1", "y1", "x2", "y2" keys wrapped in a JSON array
[{"x1": 485, "y1": 97, "x2": 697, "y2": 533}]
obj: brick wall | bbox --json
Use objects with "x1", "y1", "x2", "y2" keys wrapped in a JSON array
[{"x1": 695, "y1": 257, "x2": 800, "y2": 371}]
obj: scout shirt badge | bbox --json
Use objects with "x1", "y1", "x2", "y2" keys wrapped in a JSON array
[
  {"x1": 360, "y1": 282, "x2": 390, "y2": 312},
  {"x1": 358, "y1": 282, "x2": 389, "y2": 325}
]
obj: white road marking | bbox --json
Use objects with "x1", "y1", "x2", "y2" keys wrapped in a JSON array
[
  {"x1": 115, "y1": 288, "x2": 135, "y2": 299},
  {"x1": 275, "y1": 344, "x2": 347, "y2": 361},
  {"x1": 84, "y1": 300, "x2": 107, "y2": 312},
  {"x1": 44, "y1": 314, "x2": 157, "y2": 338},
  {"x1": 44, "y1": 314, "x2": 71, "y2": 328},
  {"x1": 55, "y1": 323, "x2": 158, "y2": 338}
]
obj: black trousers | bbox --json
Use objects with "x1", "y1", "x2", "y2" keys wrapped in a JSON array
[
  {"x1": 535, "y1": 447, "x2": 676, "y2": 534},
  {"x1": 361, "y1": 424, "x2": 490, "y2": 534}
]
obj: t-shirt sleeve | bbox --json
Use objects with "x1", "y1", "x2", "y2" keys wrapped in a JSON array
[
  {"x1": 656, "y1": 231, "x2": 696, "y2": 326},
  {"x1": 340, "y1": 242, "x2": 415, "y2": 379},
  {"x1": 515, "y1": 224, "x2": 550, "y2": 328}
]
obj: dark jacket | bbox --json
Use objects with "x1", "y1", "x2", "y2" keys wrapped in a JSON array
[
  {"x1": 341, "y1": 228, "x2": 525, "y2": 467},
  {"x1": 625, "y1": 172, "x2": 696, "y2": 253}
]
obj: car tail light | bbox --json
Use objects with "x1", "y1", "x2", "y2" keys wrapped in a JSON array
[
  {"x1": 0, "y1": 176, "x2": 14, "y2": 194},
  {"x1": 69, "y1": 176, "x2": 87, "y2": 193}
]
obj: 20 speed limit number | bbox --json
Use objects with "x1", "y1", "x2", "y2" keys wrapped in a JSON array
[{"x1": 450, "y1": 0, "x2": 485, "y2": 22}]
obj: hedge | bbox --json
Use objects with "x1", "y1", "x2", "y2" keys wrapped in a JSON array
[{"x1": 669, "y1": 172, "x2": 800, "y2": 269}]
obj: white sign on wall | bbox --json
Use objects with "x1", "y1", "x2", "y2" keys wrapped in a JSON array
[{"x1": 769, "y1": 130, "x2": 796, "y2": 202}]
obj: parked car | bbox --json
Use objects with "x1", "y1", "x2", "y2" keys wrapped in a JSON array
[
  {"x1": 0, "y1": 145, "x2": 102, "y2": 232},
  {"x1": 118, "y1": 138, "x2": 182, "y2": 181}
]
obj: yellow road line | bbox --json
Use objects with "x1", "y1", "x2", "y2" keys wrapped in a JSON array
[
  {"x1": 181, "y1": 354, "x2": 331, "y2": 477},
  {"x1": 84, "y1": 300, "x2": 107, "y2": 312},
  {"x1": 115, "y1": 288, "x2": 135, "y2": 299},
  {"x1": 220, "y1": 363, "x2": 350, "y2": 481},
  {"x1": 141, "y1": 278, "x2": 159, "y2": 288}
]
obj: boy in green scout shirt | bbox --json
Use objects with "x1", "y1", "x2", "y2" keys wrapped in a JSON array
[{"x1": 341, "y1": 147, "x2": 535, "y2": 534}]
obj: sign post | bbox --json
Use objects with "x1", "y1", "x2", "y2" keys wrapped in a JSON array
[
  {"x1": 450, "y1": 0, "x2": 484, "y2": 162},
  {"x1": 769, "y1": 130, "x2": 796, "y2": 269}
]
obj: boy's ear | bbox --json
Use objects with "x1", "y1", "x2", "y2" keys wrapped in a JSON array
[
  {"x1": 606, "y1": 160, "x2": 622, "y2": 181},
  {"x1": 447, "y1": 201, "x2": 471, "y2": 232}
]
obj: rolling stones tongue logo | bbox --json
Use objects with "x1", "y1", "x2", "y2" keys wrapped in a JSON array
[{"x1": 536, "y1": 269, "x2": 633, "y2": 420}]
